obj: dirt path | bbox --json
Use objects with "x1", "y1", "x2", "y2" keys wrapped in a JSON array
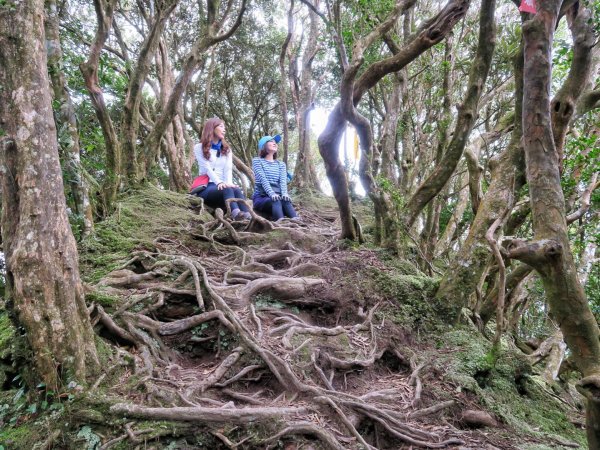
[{"x1": 89, "y1": 201, "x2": 514, "y2": 449}]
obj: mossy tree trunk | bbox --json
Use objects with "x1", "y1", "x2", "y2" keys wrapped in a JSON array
[
  {"x1": 45, "y1": 0, "x2": 95, "y2": 238},
  {"x1": 403, "y1": 0, "x2": 496, "y2": 228},
  {"x1": 0, "y1": 0, "x2": 100, "y2": 390},
  {"x1": 438, "y1": 1, "x2": 597, "y2": 323},
  {"x1": 508, "y1": 2, "x2": 600, "y2": 447},
  {"x1": 436, "y1": 45, "x2": 525, "y2": 317}
]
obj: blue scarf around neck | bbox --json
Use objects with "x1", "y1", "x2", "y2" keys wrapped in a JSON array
[{"x1": 211, "y1": 141, "x2": 222, "y2": 158}]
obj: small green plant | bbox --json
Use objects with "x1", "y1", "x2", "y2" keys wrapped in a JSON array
[
  {"x1": 77, "y1": 426, "x2": 101, "y2": 450},
  {"x1": 191, "y1": 322, "x2": 210, "y2": 337}
]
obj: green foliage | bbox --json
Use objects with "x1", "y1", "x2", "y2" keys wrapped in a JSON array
[
  {"x1": 77, "y1": 425, "x2": 101, "y2": 450},
  {"x1": 0, "y1": 376, "x2": 77, "y2": 448},
  {"x1": 582, "y1": 0, "x2": 600, "y2": 34}
]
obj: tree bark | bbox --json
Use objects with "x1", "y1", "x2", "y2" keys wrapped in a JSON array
[
  {"x1": 404, "y1": 0, "x2": 496, "y2": 227},
  {"x1": 378, "y1": 73, "x2": 403, "y2": 185},
  {"x1": 514, "y1": 3, "x2": 600, "y2": 446},
  {"x1": 437, "y1": 36, "x2": 525, "y2": 319},
  {"x1": 156, "y1": 40, "x2": 192, "y2": 192},
  {"x1": 45, "y1": 0, "x2": 94, "y2": 237},
  {"x1": 121, "y1": 0, "x2": 179, "y2": 183},
  {"x1": 80, "y1": 0, "x2": 121, "y2": 213},
  {"x1": 0, "y1": 0, "x2": 99, "y2": 390}
]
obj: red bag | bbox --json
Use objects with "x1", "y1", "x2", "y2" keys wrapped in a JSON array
[
  {"x1": 519, "y1": 0, "x2": 536, "y2": 13},
  {"x1": 189, "y1": 174, "x2": 209, "y2": 195}
]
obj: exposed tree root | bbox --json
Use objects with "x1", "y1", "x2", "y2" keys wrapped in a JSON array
[
  {"x1": 110, "y1": 403, "x2": 310, "y2": 423},
  {"x1": 90, "y1": 209, "x2": 471, "y2": 448},
  {"x1": 261, "y1": 421, "x2": 346, "y2": 450}
]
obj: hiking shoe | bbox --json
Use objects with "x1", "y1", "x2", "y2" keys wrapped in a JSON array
[
  {"x1": 240, "y1": 211, "x2": 252, "y2": 220},
  {"x1": 291, "y1": 216, "x2": 302, "y2": 222}
]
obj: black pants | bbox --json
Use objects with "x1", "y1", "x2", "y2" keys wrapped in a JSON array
[{"x1": 199, "y1": 183, "x2": 249, "y2": 212}]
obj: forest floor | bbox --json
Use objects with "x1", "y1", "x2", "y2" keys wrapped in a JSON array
[{"x1": 0, "y1": 186, "x2": 589, "y2": 449}]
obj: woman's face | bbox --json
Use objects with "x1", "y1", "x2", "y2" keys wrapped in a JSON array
[
  {"x1": 264, "y1": 140, "x2": 278, "y2": 153},
  {"x1": 213, "y1": 122, "x2": 226, "y2": 141}
]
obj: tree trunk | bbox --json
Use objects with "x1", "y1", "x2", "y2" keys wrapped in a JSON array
[
  {"x1": 510, "y1": 3, "x2": 600, "y2": 446},
  {"x1": 157, "y1": 40, "x2": 192, "y2": 192},
  {"x1": 279, "y1": 0, "x2": 294, "y2": 167},
  {"x1": 318, "y1": 104, "x2": 356, "y2": 239},
  {"x1": 121, "y1": 0, "x2": 179, "y2": 183},
  {"x1": 379, "y1": 73, "x2": 403, "y2": 184},
  {"x1": 80, "y1": 0, "x2": 121, "y2": 213},
  {"x1": 294, "y1": 2, "x2": 320, "y2": 191},
  {"x1": 143, "y1": 0, "x2": 248, "y2": 175},
  {"x1": 433, "y1": 166, "x2": 470, "y2": 258},
  {"x1": 550, "y1": 4, "x2": 596, "y2": 169},
  {"x1": 404, "y1": 0, "x2": 496, "y2": 227},
  {"x1": 437, "y1": 38, "x2": 524, "y2": 319},
  {"x1": 45, "y1": 0, "x2": 94, "y2": 237},
  {"x1": 464, "y1": 120, "x2": 513, "y2": 215},
  {"x1": 318, "y1": 0, "x2": 469, "y2": 240},
  {"x1": 0, "y1": 0, "x2": 99, "y2": 390}
]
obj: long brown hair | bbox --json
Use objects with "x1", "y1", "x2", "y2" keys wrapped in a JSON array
[{"x1": 200, "y1": 117, "x2": 230, "y2": 160}]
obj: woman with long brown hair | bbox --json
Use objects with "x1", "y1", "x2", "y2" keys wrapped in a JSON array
[{"x1": 193, "y1": 118, "x2": 251, "y2": 220}]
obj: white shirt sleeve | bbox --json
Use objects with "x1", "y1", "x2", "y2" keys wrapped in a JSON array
[{"x1": 225, "y1": 151, "x2": 233, "y2": 185}]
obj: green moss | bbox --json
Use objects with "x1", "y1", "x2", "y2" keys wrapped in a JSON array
[
  {"x1": 0, "y1": 309, "x2": 17, "y2": 388},
  {"x1": 432, "y1": 328, "x2": 586, "y2": 447},
  {"x1": 0, "y1": 310, "x2": 15, "y2": 359},
  {"x1": 376, "y1": 250, "x2": 422, "y2": 276},
  {"x1": 79, "y1": 186, "x2": 207, "y2": 283},
  {"x1": 0, "y1": 423, "x2": 44, "y2": 448},
  {"x1": 369, "y1": 269, "x2": 444, "y2": 332},
  {"x1": 85, "y1": 290, "x2": 120, "y2": 308}
]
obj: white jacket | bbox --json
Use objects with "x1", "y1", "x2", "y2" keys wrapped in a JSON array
[{"x1": 194, "y1": 143, "x2": 233, "y2": 185}]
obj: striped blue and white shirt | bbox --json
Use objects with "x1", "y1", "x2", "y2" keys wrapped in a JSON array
[{"x1": 252, "y1": 157, "x2": 289, "y2": 197}]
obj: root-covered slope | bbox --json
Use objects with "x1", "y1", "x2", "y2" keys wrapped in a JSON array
[{"x1": 0, "y1": 187, "x2": 587, "y2": 449}]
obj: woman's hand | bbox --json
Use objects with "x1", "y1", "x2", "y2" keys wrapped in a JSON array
[
  {"x1": 271, "y1": 194, "x2": 282, "y2": 201},
  {"x1": 218, "y1": 182, "x2": 237, "y2": 190},
  {"x1": 281, "y1": 194, "x2": 291, "y2": 202}
]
